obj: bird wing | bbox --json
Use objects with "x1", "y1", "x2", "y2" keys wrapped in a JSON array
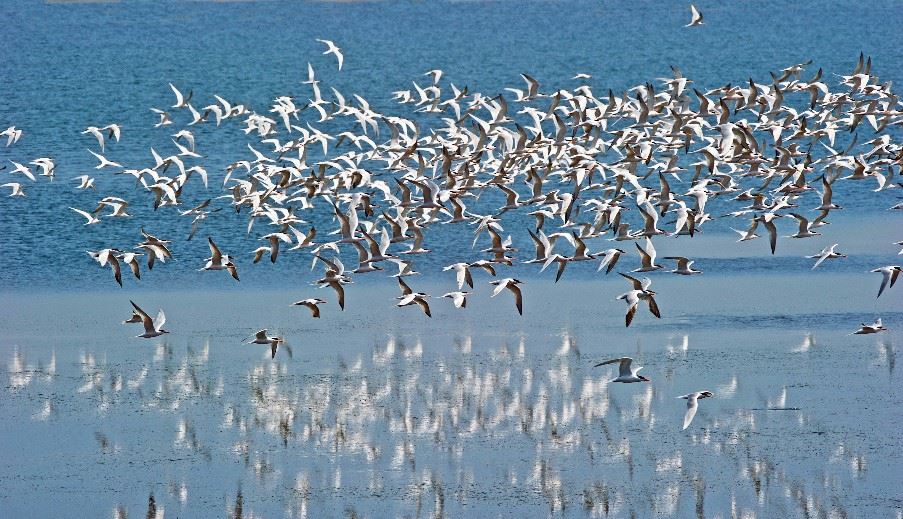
[
  {"x1": 130, "y1": 301, "x2": 154, "y2": 335},
  {"x1": 682, "y1": 395, "x2": 699, "y2": 430},
  {"x1": 508, "y1": 284, "x2": 523, "y2": 315},
  {"x1": 208, "y1": 237, "x2": 222, "y2": 263},
  {"x1": 593, "y1": 357, "x2": 632, "y2": 377},
  {"x1": 226, "y1": 262, "x2": 240, "y2": 281},
  {"x1": 154, "y1": 309, "x2": 166, "y2": 332},
  {"x1": 415, "y1": 297, "x2": 432, "y2": 318},
  {"x1": 635, "y1": 241, "x2": 651, "y2": 267},
  {"x1": 70, "y1": 207, "x2": 95, "y2": 223},
  {"x1": 647, "y1": 294, "x2": 661, "y2": 318},
  {"x1": 812, "y1": 247, "x2": 833, "y2": 270},
  {"x1": 397, "y1": 276, "x2": 413, "y2": 296},
  {"x1": 331, "y1": 280, "x2": 345, "y2": 310},
  {"x1": 876, "y1": 268, "x2": 892, "y2": 298},
  {"x1": 619, "y1": 272, "x2": 643, "y2": 291}
]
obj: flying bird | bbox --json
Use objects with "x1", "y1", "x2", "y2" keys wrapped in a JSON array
[
  {"x1": 128, "y1": 300, "x2": 169, "y2": 338},
  {"x1": 685, "y1": 4, "x2": 704, "y2": 27},
  {"x1": 292, "y1": 298, "x2": 327, "y2": 318},
  {"x1": 490, "y1": 278, "x2": 524, "y2": 315},
  {"x1": 678, "y1": 390, "x2": 714, "y2": 430},
  {"x1": 871, "y1": 265, "x2": 901, "y2": 298},
  {"x1": 316, "y1": 39, "x2": 344, "y2": 70},
  {"x1": 594, "y1": 357, "x2": 650, "y2": 383}
]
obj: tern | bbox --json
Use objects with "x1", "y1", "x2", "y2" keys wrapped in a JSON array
[
  {"x1": 443, "y1": 262, "x2": 475, "y2": 289},
  {"x1": 87, "y1": 149, "x2": 122, "y2": 169},
  {"x1": 807, "y1": 244, "x2": 846, "y2": 269},
  {"x1": 490, "y1": 278, "x2": 524, "y2": 315},
  {"x1": 129, "y1": 300, "x2": 169, "y2": 338},
  {"x1": 1, "y1": 182, "x2": 26, "y2": 197},
  {"x1": 596, "y1": 248, "x2": 627, "y2": 274},
  {"x1": 632, "y1": 238, "x2": 663, "y2": 272},
  {"x1": 292, "y1": 298, "x2": 327, "y2": 318},
  {"x1": 870, "y1": 266, "x2": 901, "y2": 298},
  {"x1": 200, "y1": 237, "x2": 239, "y2": 281},
  {"x1": 397, "y1": 292, "x2": 432, "y2": 317},
  {"x1": 685, "y1": 4, "x2": 704, "y2": 26},
  {"x1": 71, "y1": 207, "x2": 101, "y2": 225},
  {"x1": 678, "y1": 390, "x2": 714, "y2": 430},
  {"x1": 617, "y1": 273, "x2": 661, "y2": 327},
  {"x1": 593, "y1": 357, "x2": 650, "y2": 383},
  {"x1": 853, "y1": 318, "x2": 887, "y2": 335},
  {"x1": 664, "y1": 256, "x2": 702, "y2": 275},
  {"x1": 1, "y1": 126, "x2": 22, "y2": 146},
  {"x1": 441, "y1": 291, "x2": 470, "y2": 308},
  {"x1": 88, "y1": 249, "x2": 123, "y2": 287},
  {"x1": 246, "y1": 329, "x2": 288, "y2": 359},
  {"x1": 316, "y1": 39, "x2": 344, "y2": 70}
]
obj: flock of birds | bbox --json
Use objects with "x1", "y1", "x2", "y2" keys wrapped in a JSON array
[{"x1": 3, "y1": 37, "x2": 902, "y2": 432}]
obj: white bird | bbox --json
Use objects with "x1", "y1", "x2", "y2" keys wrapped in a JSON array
[
  {"x1": 596, "y1": 248, "x2": 626, "y2": 274},
  {"x1": 8, "y1": 160, "x2": 35, "y2": 181},
  {"x1": 397, "y1": 292, "x2": 432, "y2": 317},
  {"x1": 443, "y1": 262, "x2": 474, "y2": 289},
  {"x1": 292, "y1": 298, "x2": 327, "y2": 318},
  {"x1": 593, "y1": 357, "x2": 650, "y2": 383},
  {"x1": 685, "y1": 4, "x2": 704, "y2": 27},
  {"x1": 1, "y1": 126, "x2": 22, "y2": 146},
  {"x1": 71, "y1": 207, "x2": 101, "y2": 225},
  {"x1": 316, "y1": 39, "x2": 344, "y2": 70},
  {"x1": 632, "y1": 238, "x2": 664, "y2": 272},
  {"x1": 853, "y1": 318, "x2": 887, "y2": 335},
  {"x1": 87, "y1": 149, "x2": 122, "y2": 169},
  {"x1": 441, "y1": 291, "x2": 470, "y2": 308},
  {"x1": 73, "y1": 175, "x2": 96, "y2": 190},
  {"x1": 490, "y1": 278, "x2": 524, "y2": 315},
  {"x1": 664, "y1": 256, "x2": 702, "y2": 275},
  {"x1": 129, "y1": 300, "x2": 169, "y2": 338},
  {"x1": 169, "y1": 83, "x2": 192, "y2": 109},
  {"x1": 678, "y1": 390, "x2": 714, "y2": 430},
  {"x1": 617, "y1": 273, "x2": 661, "y2": 327},
  {"x1": 88, "y1": 249, "x2": 123, "y2": 286},
  {"x1": 246, "y1": 329, "x2": 288, "y2": 359},
  {"x1": 201, "y1": 237, "x2": 239, "y2": 281},
  {"x1": 870, "y1": 266, "x2": 901, "y2": 298},
  {"x1": 807, "y1": 243, "x2": 846, "y2": 270},
  {"x1": 1, "y1": 182, "x2": 25, "y2": 197}
]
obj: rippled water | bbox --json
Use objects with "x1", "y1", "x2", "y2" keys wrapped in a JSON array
[{"x1": 2, "y1": 0, "x2": 903, "y2": 518}]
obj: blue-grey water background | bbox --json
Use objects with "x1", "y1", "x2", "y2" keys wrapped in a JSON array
[{"x1": 1, "y1": 0, "x2": 902, "y2": 517}]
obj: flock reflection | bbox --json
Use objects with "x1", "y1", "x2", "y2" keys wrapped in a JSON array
[{"x1": 3, "y1": 333, "x2": 898, "y2": 518}]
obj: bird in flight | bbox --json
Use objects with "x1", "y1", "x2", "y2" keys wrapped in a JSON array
[
  {"x1": 685, "y1": 4, "x2": 704, "y2": 26},
  {"x1": 316, "y1": 39, "x2": 344, "y2": 71}
]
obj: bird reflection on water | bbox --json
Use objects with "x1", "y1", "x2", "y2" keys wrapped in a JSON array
[{"x1": 4, "y1": 330, "x2": 897, "y2": 518}]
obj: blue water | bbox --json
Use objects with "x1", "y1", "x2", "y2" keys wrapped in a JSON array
[
  {"x1": 1, "y1": 0, "x2": 902, "y2": 289},
  {"x1": 2, "y1": 1, "x2": 903, "y2": 518}
]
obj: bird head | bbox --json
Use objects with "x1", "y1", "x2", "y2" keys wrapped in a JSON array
[{"x1": 639, "y1": 375, "x2": 651, "y2": 382}]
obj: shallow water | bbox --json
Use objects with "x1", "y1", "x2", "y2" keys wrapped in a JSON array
[{"x1": 2, "y1": 280, "x2": 902, "y2": 518}]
